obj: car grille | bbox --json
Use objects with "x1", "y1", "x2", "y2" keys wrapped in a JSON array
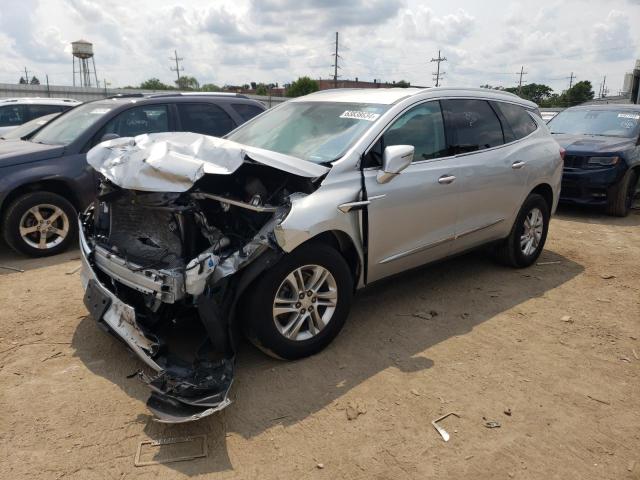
[{"x1": 563, "y1": 155, "x2": 587, "y2": 169}]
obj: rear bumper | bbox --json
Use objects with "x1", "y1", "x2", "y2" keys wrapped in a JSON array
[
  {"x1": 79, "y1": 220, "x2": 233, "y2": 423},
  {"x1": 560, "y1": 166, "x2": 624, "y2": 205}
]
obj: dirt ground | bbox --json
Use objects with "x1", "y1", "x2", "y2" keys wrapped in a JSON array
[{"x1": 1, "y1": 205, "x2": 639, "y2": 480}]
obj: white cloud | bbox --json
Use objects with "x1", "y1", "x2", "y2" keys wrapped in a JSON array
[
  {"x1": 592, "y1": 10, "x2": 636, "y2": 62},
  {"x1": 401, "y1": 7, "x2": 475, "y2": 45}
]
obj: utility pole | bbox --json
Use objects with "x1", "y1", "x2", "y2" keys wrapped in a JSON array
[
  {"x1": 169, "y1": 50, "x2": 184, "y2": 84},
  {"x1": 517, "y1": 66, "x2": 528, "y2": 94},
  {"x1": 45, "y1": 74, "x2": 50, "y2": 97},
  {"x1": 601, "y1": 75, "x2": 607, "y2": 98},
  {"x1": 332, "y1": 32, "x2": 340, "y2": 89},
  {"x1": 23, "y1": 67, "x2": 30, "y2": 84},
  {"x1": 567, "y1": 72, "x2": 576, "y2": 90},
  {"x1": 430, "y1": 50, "x2": 447, "y2": 87},
  {"x1": 103, "y1": 78, "x2": 111, "y2": 98}
]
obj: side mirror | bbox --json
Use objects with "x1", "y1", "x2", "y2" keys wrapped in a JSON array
[
  {"x1": 377, "y1": 145, "x2": 414, "y2": 184},
  {"x1": 100, "y1": 133, "x2": 120, "y2": 143}
]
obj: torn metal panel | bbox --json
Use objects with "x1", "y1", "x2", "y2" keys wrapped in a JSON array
[{"x1": 87, "y1": 132, "x2": 329, "y2": 192}]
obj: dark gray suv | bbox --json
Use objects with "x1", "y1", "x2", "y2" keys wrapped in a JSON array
[{"x1": 0, "y1": 93, "x2": 265, "y2": 257}]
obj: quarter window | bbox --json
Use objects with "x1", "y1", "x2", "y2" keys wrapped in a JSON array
[
  {"x1": 231, "y1": 103, "x2": 264, "y2": 122},
  {"x1": 26, "y1": 104, "x2": 65, "y2": 121},
  {"x1": 103, "y1": 105, "x2": 169, "y2": 137},
  {"x1": 382, "y1": 101, "x2": 448, "y2": 162},
  {"x1": 495, "y1": 102, "x2": 537, "y2": 141},
  {"x1": 441, "y1": 99, "x2": 504, "y2": 153},
  {"x1": 177, "y1": 103, "x2": 235, "y2": 137}
]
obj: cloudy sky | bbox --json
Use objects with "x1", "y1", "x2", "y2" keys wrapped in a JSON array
[{"x1": 0, "y1": 0, "x2": 638, "y2": 96}]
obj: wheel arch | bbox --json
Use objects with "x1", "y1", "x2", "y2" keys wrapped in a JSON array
[
  {"x1": 529, "y1": 182, "x2": 554, "y2": 211},
  {"x1": 0, "y1": 179, "x2": 81, "y2": 221},
  {"x1": 302, "y1": 230, "x2": 362, "y2": 289}
]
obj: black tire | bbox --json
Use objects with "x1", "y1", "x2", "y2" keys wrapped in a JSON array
[
  {"x1": 495, "y1": 193, "x2": 550, "y2": 268},
  {"x1": 2, "y1": 191, "x2": 78, "y2": 257},
  {"x1": 243, "y1": 242, "x2": 353, "y2": 360},
  {"x1": 606, "y1": 169, "x2": 638, "y2": 217}
]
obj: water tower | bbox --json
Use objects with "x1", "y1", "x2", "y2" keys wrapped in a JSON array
[{"x1": 72, "y1": 40, "x2": 99, "y2": 88}]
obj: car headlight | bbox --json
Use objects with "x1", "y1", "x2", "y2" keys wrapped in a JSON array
[{"x1": 587, "y1": 156, "x2": 619, "y2": 166}]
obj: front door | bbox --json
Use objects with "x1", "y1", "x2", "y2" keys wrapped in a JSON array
[{"x1": 363, "y1": 100, "x2": 459, "y2": 283}]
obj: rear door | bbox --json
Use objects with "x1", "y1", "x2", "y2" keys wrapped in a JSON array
[
  {"x1": 364, "y1": 100, "x2": 459, "y2": 282},
  {"x1": 441, "y1": 98, "x2": 527, "y2": 250},
  {"x1": 176, "y1": 103, "x2": 237, "y2": 137}
]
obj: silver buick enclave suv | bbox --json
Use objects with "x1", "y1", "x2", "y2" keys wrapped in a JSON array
[{"x1": 80, "y1": 87, "x2": 563, "y2": 422}]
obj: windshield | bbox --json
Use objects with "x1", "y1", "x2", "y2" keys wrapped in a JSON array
[
  {"x1": 548, "y1": 109, "x2": 640, "y2": 138},
  {"x1": 1, "y1": 113, "x2": 60, "y2": 140},
  {"x1": 226, "y1": 101, "x2": 389, "y2": 163},
  {"x1": 30, "y1": 102, "x2": 114, "y2": 145}
]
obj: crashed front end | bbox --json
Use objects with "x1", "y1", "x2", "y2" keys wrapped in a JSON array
[{"x1": 79, "y1": 133, "x2": 326, "y2": 423}]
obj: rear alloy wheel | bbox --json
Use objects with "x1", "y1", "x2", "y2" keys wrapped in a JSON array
[
  {"x1": 606, "y1": 169, "x2": 638, "y2": 217},
  {"x1": 244, "y1": 242, "x2": 353, "y2": 360},
  {"x1": 496, "y1": 193, "x2": 550, "y2": 268},
  {"x1": 3, "y1": 192, "x2": 77, "y2": 257}
]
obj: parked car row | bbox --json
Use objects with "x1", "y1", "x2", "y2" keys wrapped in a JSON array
[{"x1": 0, "y1": 97, "x2": 79, "y2": 136}]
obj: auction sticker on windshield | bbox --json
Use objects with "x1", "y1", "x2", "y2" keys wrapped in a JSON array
[
  {"x1": 340, "y1": 111, "x2": 381, "y2": 121},
  {"x1": 618, "y1": 113, "x2": 640, "y2": 120}
]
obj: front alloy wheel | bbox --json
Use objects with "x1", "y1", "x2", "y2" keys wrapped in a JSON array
[
  {"x1": 19, "y1": 204, "x2": 70, "y2": 250},
  {"x1": 244, "y1": 242, "x2": 353, "y2": 360},
  {"x1": 520, "y1": 207, "x2": 544, "y2": 256},
  {"x1": 273, "y1": 264, "x2": 338, "y2": 341}
]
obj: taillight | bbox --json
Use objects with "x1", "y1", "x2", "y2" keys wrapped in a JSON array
[{"x1": 559, "y1": 147, "x2": 566, "y2": 161}]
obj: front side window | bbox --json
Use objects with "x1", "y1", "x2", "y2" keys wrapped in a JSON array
[
  {"x1": 177, "y1": 103, "x2": 235, "y2": 137},
  {"x1": 495, "y1": 102, "x2": 538, "y2": 141},
  {"x1": 26, "y1": 104, "x2": 64, "y2": 120},
  {"x1": 548, "y1": 108, "x2": 640, "y2": 139},
  {"x1": 103, "y1": 104, "x2": 169, "y2": 137},
  {"x1": 227, "y1": 101, "x2": 389, "y2": 163},
  {"x1": 441, "y1": 99, "x2": 504, "y2": 153},
  {"x1": 382, "y1": 101, "x2": 448, "y2": 162},
  {"x1": 0, "y1": 104, "x2": 28, "y2": 127}
]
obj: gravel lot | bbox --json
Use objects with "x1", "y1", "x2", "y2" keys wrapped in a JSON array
[{"x1": 1, "y1": 206, "x2": 639, "y2": 480}]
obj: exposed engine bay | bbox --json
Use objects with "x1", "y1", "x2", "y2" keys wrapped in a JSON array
[{"x1": 80, "y1": 134, "x2": 325, "y2": 422}]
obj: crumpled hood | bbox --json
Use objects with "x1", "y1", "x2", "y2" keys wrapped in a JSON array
[
  {"x1": 87, "y1": 132, "x2": 330, "y2": 192},
  {"x1": 0, "y1": 139, "x2": 66, "y2": 168},
  {"x1": 552, "y1": 133, "x2": 636, "y2": 155}
]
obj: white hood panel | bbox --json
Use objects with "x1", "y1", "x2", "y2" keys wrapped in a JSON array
[{"x1": 87, "y1": 132, "x2": 329, "y2": 192}]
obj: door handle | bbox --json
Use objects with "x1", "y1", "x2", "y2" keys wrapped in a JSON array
[
  {"x1": 512, "y1": 161, "x2": 526, "y2": 169},
  {"x1": 438, "y1": 175, "x2": 456, "y2": 184}
]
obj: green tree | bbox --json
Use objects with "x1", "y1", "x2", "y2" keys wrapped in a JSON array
[
  {"x1": 564, "y1": 80, "x2": 594, "y2": 106},
  {"x1": 175, "y1": 76, "x2": 200, "y2": 90},
  {"x1": 395, "y1": 80, "x2": 410, "y2": 88},
  {"x1": 18, "y1": 76, "x2": 27, "y2": 84},
  {"x1": 30, "y1": 76, "x2": 40, "y2": 85},
  {"x1": 140, "y1": 78, "x2": 172, "y2": 90},
  {"x1": 201, "y1": 83, "x2": 222, "y2": 92},
  {"x1": 504, "y1": 83, "x2": 554, "y2": 105},
  {"x1": 286, "y1": 76, "x2": 319, "y2": 97},
  {"x1": 255, "y1": 84, "x2": 268, "y2": 95}
]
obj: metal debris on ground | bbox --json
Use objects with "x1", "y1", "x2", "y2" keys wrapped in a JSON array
[
  {"x1": 482, "y1": 417, "x2": 501, "y2": 428},
  {"x1": 0, "y1": 265, "x2": 25, "y2": 273},
  {"x1": 65, "y1": 264, "x2": 82, "y2": 275},
  {"x1": 134, "y1": 435, "x2": 207, "y2": 467},
  {"x1": 536, "y1": 261, "x2": 561, "y2": 266},
  {"x1": 586, "y1": 395, "x2": 611, "y2": 406},
  {"x1": 431, "y1": 412, "x2": 460, "y2": 442},
  {"x1": 561, "y1": 315, "x2": 574, "y2": 323},
  {"x1": 600, "y1": 274, "x2": 616, "y2": 279}
]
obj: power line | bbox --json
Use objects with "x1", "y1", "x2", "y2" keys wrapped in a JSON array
[
  {"x1": 169, "y1": 50, "x2": 184, "y2": 83},
  {"x1": 430, "y1": 50, "x2": 447, "y2": 87}
]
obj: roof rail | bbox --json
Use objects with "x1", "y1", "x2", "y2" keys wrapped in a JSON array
[
  {"x1": 146, "y1": 92, "x2": 250, "y2": 99},
  {"x1": 106, "y1": 93, "x2": 146, "y2": 99}
]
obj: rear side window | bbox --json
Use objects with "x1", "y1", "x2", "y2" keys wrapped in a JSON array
[
  {"x1": 103, "y1": 104, "x2": 169, "y2": 137},
  {"x1": 177, "y1": 103, "x2": 235, "y2": 137},
  {"x1": 441, "y1": 99, "x2": 504, "y2": 153},
  {"x1": 0, "y1": 104, "x2": 28, "y2": 127},
  {"x1": 231, "y1": 103, "x2": 264, "y2": 122},
  {"x1": 26, "y1": 104, "x2": 64, "y2": 120},
  {"x1": 495, "y1": 102, "x2": 538, "y2": 142}
]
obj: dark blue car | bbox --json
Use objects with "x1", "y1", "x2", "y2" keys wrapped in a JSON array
[
  {"x1": 548, "y1": 104, "x2": 640, "y2": 216},
  {"x1": 0, "y1": 93, "x2": 265, "y2": 257}
]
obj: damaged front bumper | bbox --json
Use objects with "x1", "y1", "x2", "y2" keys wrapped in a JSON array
[{"x1": 79, "y1": 222, "x2": 233, "y2": 423}]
